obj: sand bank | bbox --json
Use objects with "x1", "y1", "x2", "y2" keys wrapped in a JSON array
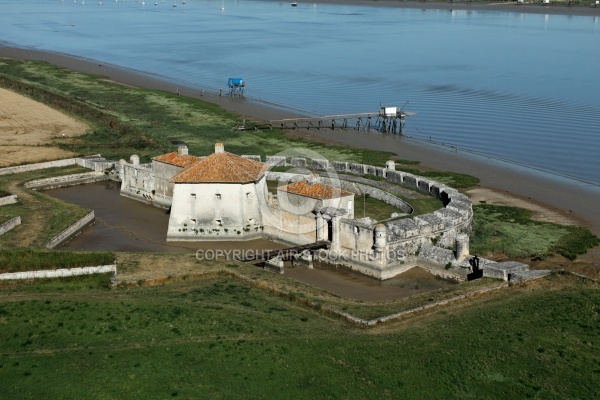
[{"x1": 1, "y1": 44, "x2": 599, "y2": 237}]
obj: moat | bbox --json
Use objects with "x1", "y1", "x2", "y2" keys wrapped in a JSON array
[{"x1": 45, "y1": 181, "x2": 455, "y2": 301}]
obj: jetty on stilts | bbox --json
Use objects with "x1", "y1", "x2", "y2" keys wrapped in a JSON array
[{"x1": 269, "y1": 106, "x2": 415, "y2": 135}]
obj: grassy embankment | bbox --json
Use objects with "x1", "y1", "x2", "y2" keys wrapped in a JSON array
[
  {"x1": 0, "y1": 272, "x2": 598, "y2": 399},
  {"x1": 472, "y1": 204, "x2": 599, "y2": 261}
]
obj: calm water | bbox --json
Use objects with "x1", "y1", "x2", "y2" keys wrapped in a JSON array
[{"x1": 1, "y1": 0, "x2": 599, "y2": 184}]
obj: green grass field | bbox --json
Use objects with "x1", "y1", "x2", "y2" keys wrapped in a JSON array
[
  {"x1": 0, "y1": 248, "x2": 114, "y2": 273},
  {"x1": 0, "y1": 273, "x2": 598, "y2": 399},
  {"x1": 471, "y1": 204, "x2": 599, "y2": 260},
  {"x1": 0, "y1": 165, "x2": 92, "y2": 248}
]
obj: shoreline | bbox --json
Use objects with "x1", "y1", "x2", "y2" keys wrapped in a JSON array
[
  {"x1": 1, "y1": 44, "x2": 600, "y2": 236},
  {"x1": 284, "y1": 0, "x2": 600, "y2": 16}
]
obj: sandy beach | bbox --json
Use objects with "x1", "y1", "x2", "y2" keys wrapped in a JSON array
[{"x1": 1, "y1": 44, "x2": 599, "y2": 240}]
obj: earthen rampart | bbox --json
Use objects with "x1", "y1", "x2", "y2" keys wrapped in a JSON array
[{"x1": 45, "y1": 210, "x2": 95, "y2": 249}]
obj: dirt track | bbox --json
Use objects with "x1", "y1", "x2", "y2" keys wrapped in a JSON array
[{"x1": 0, "y1": 87, "x2": 89, "y2": 166}]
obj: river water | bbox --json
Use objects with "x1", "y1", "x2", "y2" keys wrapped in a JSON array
[{"x1": 1, "y1": 0, "x2": 599, "y2": 184}]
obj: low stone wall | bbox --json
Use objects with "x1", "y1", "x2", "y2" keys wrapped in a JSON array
[
  {"x1": 0, "y1": 216, "x2": 21, "y2": 236},
  {"x1": 45, "y1": 211, "x2": 95, "y2": 249},
  {"x1": 482, "y1": 261, "x2": 529, "y2": 281},
  {"x1": 0, "y1": 264, "x2": 116, "y2": 281},
  {"x1": 24, "y1": 172, "x2": 108, "y2": 191},
  {"x1": 76, "y1": 156, "x2": 115, "y2": 172},
  {"x1": 0, "y1": 158, "x2": 78, "y2": 176},
  {"x1": 0, "y1": 194, "x2": 17, "y2": 206}
]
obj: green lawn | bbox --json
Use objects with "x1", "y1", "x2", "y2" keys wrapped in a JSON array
[
  {"x1": 471, "y1": 204, "x2": 599, "y2": 260},
  {"x1": 0, "y1": 273, "x2": 598, "y2": 399},
  {"x1": 0, "y1": 248, "x2": 114, "y2": 273},
  {"x1": 0, "y1": 165, "x2": 91, "y2": 248}
]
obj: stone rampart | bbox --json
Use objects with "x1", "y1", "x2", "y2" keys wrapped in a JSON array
[
  {"x1": 45, "y1": 211, "x2": 95, "y2": 249},
  {"x1": 0, "y1": 158, "x2": 78, "y2": 176},
  {"x1": 0, "y1": 216, "x2": 21, "y2": 236},
  {"x1": 261, "y1": 155, "x2": 475, "y2": 279},
  {"x1": 0, "y1": 264, "x2": 117, "y2": 281},
  {"x1": 24, "y1": 172, "x2": 108, "y2": 190},
  {"x1": 0, "y1": 155, "x2": 104, "y2": 176},
  {"x1": 0, "y1": 194, "x2": 17, "y2": 206}
]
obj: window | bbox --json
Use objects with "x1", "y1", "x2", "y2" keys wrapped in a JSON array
[
  {"x1": 215, "y1": 219, "x2": 222, "y2": 226},
  {"x1": 215, "y1": 194, "x2": 221, "y2": 200},
  {"x1": 191, "y1": 193, "x2": 196, "y2": 199},
  {"x1": 246, "y1": 192, "x2": 252, "y2": 199},
  {"x1": 191, "y1": 219, "x2": 196, "y2": 224}
]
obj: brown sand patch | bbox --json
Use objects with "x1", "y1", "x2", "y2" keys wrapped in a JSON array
[
  {"x1": 0, "y1": 146, "x2": 78, "y2": 168},
  {"x1": 0, "y1": 87, "x2": 89, "y2": 165},
  {"x1": 465, "y1": 187, "x2": 578, "y2": 226}
]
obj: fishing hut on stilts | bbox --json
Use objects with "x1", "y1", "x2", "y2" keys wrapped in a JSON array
[
  {"x1": 269, "y1": 106, "x2": 415, "y2": 135},
  {"x1": 227, "y1": 78, "x2": 246, "y2": 98}
]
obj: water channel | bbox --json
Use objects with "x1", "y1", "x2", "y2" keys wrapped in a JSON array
[{"x1": 45, "y1": 182, "x2": 454, "y2": 301}]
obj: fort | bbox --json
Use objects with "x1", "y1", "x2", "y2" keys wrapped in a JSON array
[
  {"x1": 3, "y1": 143, "x2": 545, "y2": 284},
  {"x1": 23, "y1": 142, "x2": 531, "y2": 283}
]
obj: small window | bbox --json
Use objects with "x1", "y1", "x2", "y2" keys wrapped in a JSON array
[
  {"x1": 215, "y1": 194, "x2": 221, "y2": 200},
  {"x1": 215, "y1": 219, "x2": 222, "y2": 226},
  {"x1": 191, "y1": 193, "x2": 196, "y2": 199},
  {"x1": 191, "y1": 219, "x2": 196, "y2": 224},
  {"x1": 246, "y1": 192, "x2": 252, "y2": 199}
]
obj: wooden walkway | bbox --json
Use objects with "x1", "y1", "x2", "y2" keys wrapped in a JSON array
[
  {"x1": 269, "y1": 110, "x2": 415, "y2": 134},
  {"x1": 238, "y1": 241, "x2": 330, "y2": 263}
]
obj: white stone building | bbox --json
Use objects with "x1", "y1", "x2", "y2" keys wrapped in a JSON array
[
  {"x1": 120, "y1": 145, "x2": 200, "y2": 208},
  {"x1": 265, "y1": 180, "x2": 355, "y2": 245},
  {"x1": 166, "y1": 143, "x2": 268, "y2": 241}
]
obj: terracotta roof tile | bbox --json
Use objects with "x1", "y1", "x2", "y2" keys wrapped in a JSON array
[
  {"x1": 171, "y1": 152, "x2": 267, "y2": 183},
  {"x1": 152, "y1": 152, "x2": 202, "y2": 168},
  {"x1": 279, "y1": 181, "x2": 353, "y2": 200}
]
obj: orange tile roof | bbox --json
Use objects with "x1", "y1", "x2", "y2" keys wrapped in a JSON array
[
  {"x1": 171, "y1": 151, "x2": 267, "y2": 183},
  {"x1": 152, "y1": 152, "x2": 202, "y2": 168},
  {"x1": 279, "y1": 181, "x2": 353, "y2": 200}
]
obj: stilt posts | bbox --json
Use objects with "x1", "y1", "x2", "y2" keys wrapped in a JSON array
[{"x1": 268, "y1": 107, "x2": 413, "y2": 134}]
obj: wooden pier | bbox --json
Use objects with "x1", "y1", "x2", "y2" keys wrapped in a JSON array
[
  {"x1": 238, "y1": 240, "x2": 330, "y2": 263},
  {"x1": 269, "y1": 107, "x2": 415, "y2": 135}
]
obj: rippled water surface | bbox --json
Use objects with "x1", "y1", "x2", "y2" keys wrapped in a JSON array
[{"x1": 1, "y1": 0, "x2": 599, "y2": 183}]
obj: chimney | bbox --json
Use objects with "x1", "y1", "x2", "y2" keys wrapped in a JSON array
[
  {"x1": 215, "y1": 142, "x2": 224, "y2": 154},
  {"x1": 177, "y1": 145, "x2": 188, "y2": 156}
]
